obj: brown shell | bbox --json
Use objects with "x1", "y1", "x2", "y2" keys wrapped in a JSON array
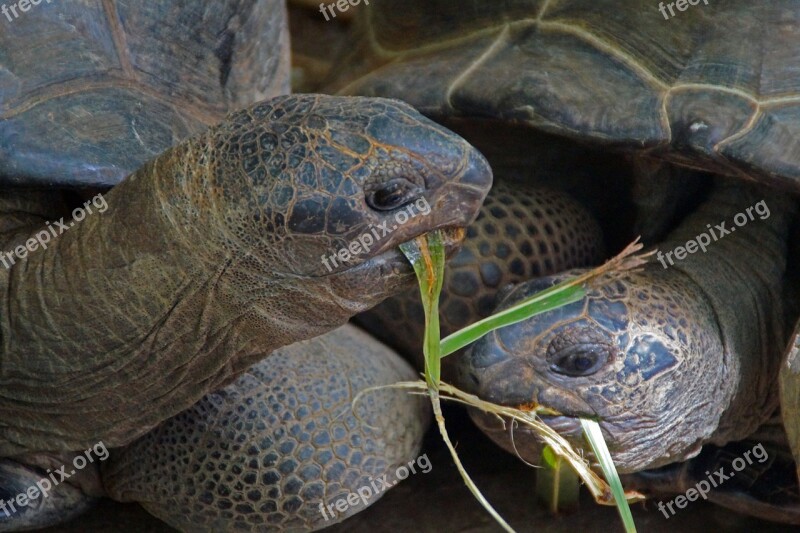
[
  {"x1": 0, "y1": 0, "x2": 290, "y2": 188},
  {"x1": 332, "y1": 0, "x2": 800, "y2": 191}
]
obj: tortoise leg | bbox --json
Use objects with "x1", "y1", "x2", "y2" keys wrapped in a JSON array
[
  {"x1": 103, "y1": 325, "x2": 429, "y2": 531},
  {"x1": 0, "y1": 452, "x2": 104, "y2": 531}
]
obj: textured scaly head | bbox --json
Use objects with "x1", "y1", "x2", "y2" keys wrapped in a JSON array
[
  {"x1": 196, "y1": 95, "x2": 492, "y2": 315},
  {"x1": 459, "y1": 266, "x2": 728, "y2": 472}
]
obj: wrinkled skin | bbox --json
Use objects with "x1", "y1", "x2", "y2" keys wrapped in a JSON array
[
  {"x1": 459, "y1": 182, "x2": 794, "y2": 472},
  {"x1": 0, "y1": 94, "x2": 490, "y2": 532},
  {"x1": 0, "y1": 94, "x2": 491, "y2": 456},
  {"x1": 465, "y1": 267, "x2": 726, "y2": 472}
]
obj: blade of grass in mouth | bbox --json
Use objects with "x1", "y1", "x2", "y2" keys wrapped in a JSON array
[
  {"x1": 438, "y1": 238, "x2": 650, "y2": 358},
  {"x1": 401, "y1": 230, "x2": 514, "y2": 532},
  {"x1": 399, "y1": 231, "x2": 445, "y2": 389},
  {"x1": 581, "y1": 419, "x2": 637, "y2": 533}
]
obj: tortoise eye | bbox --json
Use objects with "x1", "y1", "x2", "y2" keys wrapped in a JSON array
[
  {"x1": 366, "y1": 178, "x2": 423, "y2": 211},
  {"x1": 545, "y1": 327, "x2": 613, "y2": 378},
  {"x1": 547, "y1": 345, "x2": 609, "y2": 377}
]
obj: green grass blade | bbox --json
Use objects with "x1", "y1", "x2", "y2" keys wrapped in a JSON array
[
  {"x1": 580, "y1": 419, "x2": 636, "y2": 533},
  {"x1": 399, "y1": 235, "x2": 647, "y2": 533},
  {"x1": 440, "y1": 281, "x2": 585, "y2": 357},
  {"x1": 402, "y1": 231, "x2": 515, "y2": 531},
  {"x1": 440, "y1": 237, "x2": 649, "y2": 359},
  {"x1": 400, "y1": 233, "x2": 445, "y2": 388},
  {"x1": 536, "y1": 445, "x2": 580, "y2": 514}
]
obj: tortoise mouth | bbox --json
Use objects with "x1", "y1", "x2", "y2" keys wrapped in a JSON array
[
  {"x1": 395, "y1": 223, "x2": 466, "y2": 263},
  {"x1": 470, "y1": 408, "x2": 586, "y2": 440},
  {"x1": 538, "y1": 414, "x2": 585, "y2": 437},
  {"x1": 311, "y1": 222, "x2": 469, "y2": 281},
  {"x1": 377, "y1": 223, "x2": 467, "y2": 272},
  {"x1": 469, "y1": 408, "x2": 592, "y2": 467},
  {"x1": 419, "y1": 224, "x2": 467, "y2": 253}
]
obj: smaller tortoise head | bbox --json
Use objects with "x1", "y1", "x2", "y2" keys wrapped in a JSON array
[
  {"x1": 178, "y1": 94, "x2": 491, "y2": 324},
  {"x1": 457, "y1": 266, "x2": 730, "y2": 472}
]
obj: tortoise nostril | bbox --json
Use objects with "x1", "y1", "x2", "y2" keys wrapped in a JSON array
[
  {"x1": 459, "y1": 148, "x2": 493, "y2": 188},
  {"x1": 366, "y1": 178, "x2": 423, "y2": 211}
]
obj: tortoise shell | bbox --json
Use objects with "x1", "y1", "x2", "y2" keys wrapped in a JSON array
[
  {"x1": 0, "y1": 0, "x2": 290, "y2": 188},
  {"x1": 332, "y1": 0, "x2": 800, "y2": 191}
]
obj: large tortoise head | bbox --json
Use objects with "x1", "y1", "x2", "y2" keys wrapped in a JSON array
[
  {"x1": 0, "y1": 93, "x2": 492, "y2": 456},
  {"x1": 198, "y1": 94, "x2": 493, "y2": 294},
  {"x1": 458, "y1": 179, "x2": 793, "y2": 474}
]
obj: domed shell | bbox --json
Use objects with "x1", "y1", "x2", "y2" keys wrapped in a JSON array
[
  {"x1": 332, "y1": 0, "x2": 800, "y2": 191},
  {"x1": 0, "y1": 0, "x2": 289, "y2": 188}
]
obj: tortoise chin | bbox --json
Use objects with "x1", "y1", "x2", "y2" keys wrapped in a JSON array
[{"x1": 467, "y1": 406, "x2": 704, "y2": 474}]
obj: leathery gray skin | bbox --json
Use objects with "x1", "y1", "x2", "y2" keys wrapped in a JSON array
[
  {"x1": 459, "y1": 181, "x2": 795, "y2": 473},
  {"x1": 0, "y1": 95, "x2": 491, "y2": 530},
  {"x1": 0, "y1": 95, "x2": 490, "y2": 455}
]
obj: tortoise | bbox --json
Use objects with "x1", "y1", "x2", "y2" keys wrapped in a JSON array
[
  {"x1": 325, "y1": 0, "x2": 800, "y2": 524},
  {"x1": 0, "y1": 1, "x2": 494, "y2": 531}
]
